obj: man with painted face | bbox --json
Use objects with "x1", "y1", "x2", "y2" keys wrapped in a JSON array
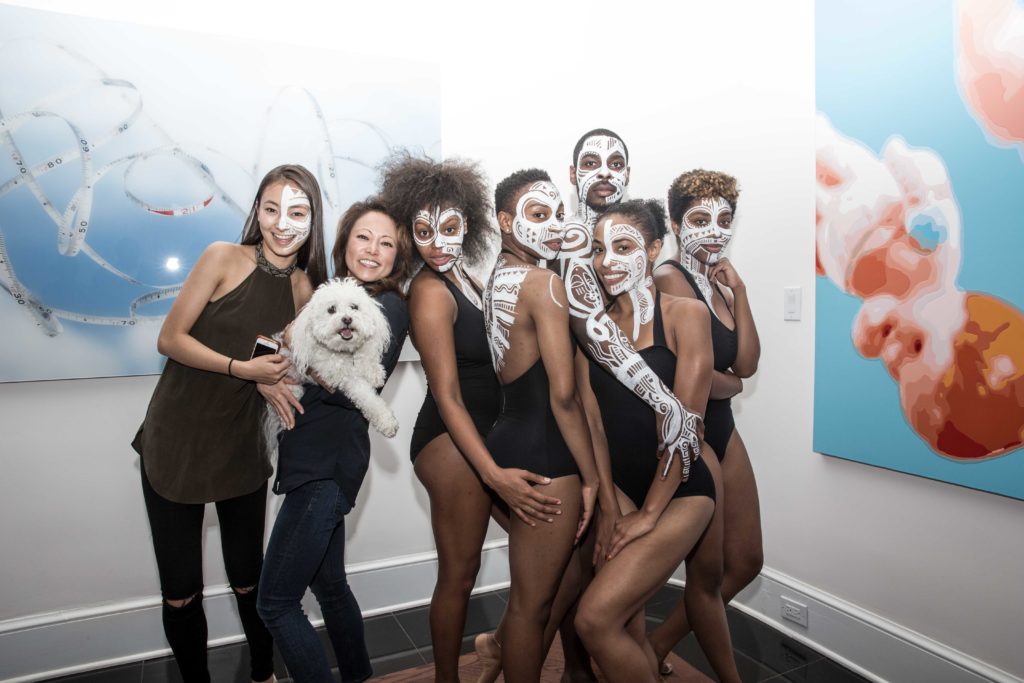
[
  {"x1": 557, "y1": 129, "x2": 703, "y2": 481},
  {"x1": 511, "y1": 129, "x2": 702, "y2": 683}
]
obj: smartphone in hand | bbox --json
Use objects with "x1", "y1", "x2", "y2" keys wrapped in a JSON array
[{"x1": 250, "y1": 335, "x2": 280, "y2": 359}]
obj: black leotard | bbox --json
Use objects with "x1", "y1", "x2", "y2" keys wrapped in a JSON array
[
  {"x1": 588, "y1": 291, "x2": 716, "y2": 509},
  {"x1": 410, "y1": 272, "x2": 501, "y2": 461},
  {"x1": 486, "y1": 358, "x2": 580, "y2": 480},
  {"x1": 664, "y1": 261, "x2": 738, "y2": 461}
]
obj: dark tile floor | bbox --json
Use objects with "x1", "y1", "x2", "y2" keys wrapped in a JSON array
[{"x1": 51, "y1": 586, "x2": 868, "y2": 682}]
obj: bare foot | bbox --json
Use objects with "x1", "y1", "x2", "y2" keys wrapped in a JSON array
[{"x1": 474, "y1": 632, "x2": 502, "y2": 683}]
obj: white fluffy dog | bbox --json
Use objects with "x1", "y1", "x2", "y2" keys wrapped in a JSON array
[{"x1": 264, "y1": 277, "x2": 399, "y2": 457}]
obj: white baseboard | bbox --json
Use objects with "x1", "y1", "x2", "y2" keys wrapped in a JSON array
[
  {"x1": 5, "y1": 556, "x2": 1017, "y2": 683},
  {"x1": 0, "y1": 540, "x2": 511, "y2": 683},
  {"x1": 680, "y1": 567, "x2": 1020, "y2": 683}
]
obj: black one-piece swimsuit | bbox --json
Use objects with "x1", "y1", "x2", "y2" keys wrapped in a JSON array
[
  {"x1": 588, "y1": 292, "x2": 716, "y2": 509},
  {"x1": 664, "y1": 261, "x2": 738, "y2": 462},
  {"x1": 410, "y1": 272, "x2": 501, "y2": 461}
]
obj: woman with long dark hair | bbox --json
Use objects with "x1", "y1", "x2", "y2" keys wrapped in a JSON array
[{"x1": 133, "y1": 164, "x2": 327, "y2": 683}]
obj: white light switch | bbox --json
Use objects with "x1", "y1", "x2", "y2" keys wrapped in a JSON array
[{"x1": 784, "y1": 286, "x2": 802, "y2": 321}]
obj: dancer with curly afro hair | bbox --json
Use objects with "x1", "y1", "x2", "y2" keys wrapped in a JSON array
[{"x1": 380, "y1": 153, "x2": 565, "y2": 682}]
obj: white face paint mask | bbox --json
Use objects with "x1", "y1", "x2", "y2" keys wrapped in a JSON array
[
  {"x1": 414, "y1": 205, "x2": 466, "y2": 273},
  {"x1": 680, "y1": 196, "x2": 733, "y2": 265},
  {"x1": 601, "y1": 220, "x2": 648, "y2": 296},
  {"x1": 575, "y1": 135, "x2": 628, "y2": 209},
  {"x1": 276, "y1": 184, "x2": 312, "y2": 243},
  {"x1": 597, "y1": 216, "x2": 655, "y2": 341},
  {"x1": 512, "y1": 181, "x2": 565, "y2": 260}
]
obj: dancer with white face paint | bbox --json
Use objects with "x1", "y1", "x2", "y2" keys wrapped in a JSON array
[
  {"x1": 476, "y1": 168, "x2": 599, "y2": 683},
  {"x1": 133, "y1": 165, "x2": 328, "y2": 683},
  {"x1": 489, "y1": 129, "x2": 703, "y2": 683},
  {"x1": 651, "y1": 169, "x2": 763, "y2": 678},
  {"x1": 575, "y1": 199, "x2": 740, "y2": 683},
  {"x1": 378, "y1": 155, "x2": 562, "y2": 683},
  {"x1": 560, "y1": 129, "x2": 704, "y2": 480}
]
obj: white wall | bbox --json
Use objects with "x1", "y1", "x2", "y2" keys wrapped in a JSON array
[{"x1": 1, "y1": 1, "x2": 1022, "y2": 681}]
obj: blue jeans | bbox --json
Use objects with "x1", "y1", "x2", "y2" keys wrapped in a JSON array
[{"x1": 257, "y1": 479, "x2": 372, "y2": 683}]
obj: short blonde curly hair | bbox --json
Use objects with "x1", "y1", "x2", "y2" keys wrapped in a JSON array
[{"x1": 667, "y1": 169, "x2": 739, "y2": 224}]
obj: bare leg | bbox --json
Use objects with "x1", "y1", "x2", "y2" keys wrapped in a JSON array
[
  {"x1": 626, "y1": 608, "x2": 658, "y2": 679},
  {"x1": 480, "y1": 518, "x2": 597, "y2": 683},
  {"x1": 473, "y1": 505, "x2": 511, "y2": 683},
  {"x1": 719, "y1": 433, "x2": 764, "y2": 596},
  {"x1": 575, "y1": 489, "x2": 714, "y2": 683},
  {"x1": 416, "y1": 434, "x2": 494, "y2": 683},
  {"x1": 649, "y1": 431, "x2": 763, "y2": 669},
  {"x1": 680, "y1": 452, "x2": 741, "y2": 683},
  {"x1": 500, "y1": 475, "x2": 582, "y2": 683},
  {"x1": 550, "y1": 534, "x2": 598, "y2": 683}
]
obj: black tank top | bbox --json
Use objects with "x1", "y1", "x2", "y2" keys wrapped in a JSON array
[
  {"x1": 663, "y1": 261, "x2": 737, "y2": 460},
  {"x1": 442, "y1": 273, "x2": 492, "y2": 371},
  {"x1": 588, "y1": 291, "x2": 716, "y2": 507},
  {"x1": 486, "y1": 358, "x2": 579, "y2": 479},
  {"x1": 410, "y1": 271, "x2": 500, "y2": 460},
  {"x1": 667, "y1": 261, "x2": 738, "y2": 372}
]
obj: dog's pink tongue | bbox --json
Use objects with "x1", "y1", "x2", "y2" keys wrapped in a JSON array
[{"x1": 339, "y1": 328, "x2": 354, "y2": 340}]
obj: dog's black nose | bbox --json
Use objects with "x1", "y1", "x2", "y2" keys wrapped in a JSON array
[{"x1": 342, "y1": 316, "x2": 352, "y2": 326}]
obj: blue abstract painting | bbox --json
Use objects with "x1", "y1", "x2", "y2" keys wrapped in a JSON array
[{"x1": 0, "y1": 5, "x2": 440, "y2": 381}]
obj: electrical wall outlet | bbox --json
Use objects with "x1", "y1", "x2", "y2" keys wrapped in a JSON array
[{"x1": 781, "y1": 596, "x2": 809, "y2": 627}]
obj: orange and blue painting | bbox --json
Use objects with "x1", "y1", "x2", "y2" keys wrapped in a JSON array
[{"x1": 814, "y1": 0, "x2": 1024, "y2": 498}]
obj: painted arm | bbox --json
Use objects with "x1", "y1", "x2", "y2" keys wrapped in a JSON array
[
  {"x1": 558, "y1": 225, "x2": 702, "y2": 479},
  {"x1": 409, "y1": 274, "x2": 560, "y2": 525},
  {"x1": 532, "y1": 270, "x2": 599, "y2": 543},
  {"x1": 158, "y1": 241, "x2": 289, "y2": 384},
  {"x1": 607, "y1": 297, "x2": 713, "y2": 559}
]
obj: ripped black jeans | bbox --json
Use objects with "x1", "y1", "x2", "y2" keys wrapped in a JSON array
[{"x1": 141, "y1": 461, "x2": 275, "y2": 683}]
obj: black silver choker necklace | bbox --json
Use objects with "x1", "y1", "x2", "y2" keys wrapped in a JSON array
[{"x1": 256, "y1": 241, "x2": 297, "y2": 278}]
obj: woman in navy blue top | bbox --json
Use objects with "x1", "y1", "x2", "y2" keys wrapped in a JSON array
[{"x1": 256, "y1": 199, "x2": 412, "y2": 683}]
